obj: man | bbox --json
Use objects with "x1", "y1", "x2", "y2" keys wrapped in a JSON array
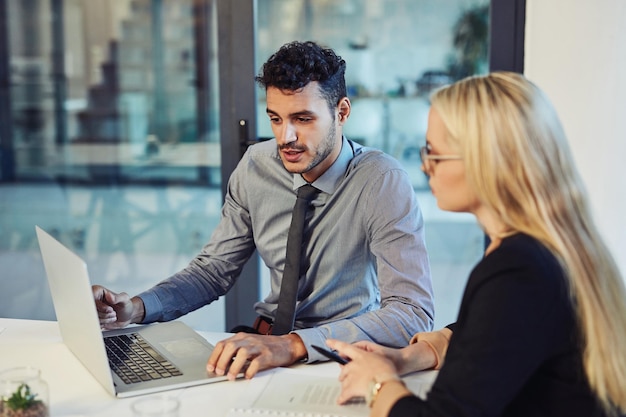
[{"x1": 93, "y1": 40, "x2": 433, "y2": 380}]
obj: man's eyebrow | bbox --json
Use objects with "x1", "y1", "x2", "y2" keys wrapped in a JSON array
[
  {"x1": 266, "y1": 109, "x2": 316, "y2": 118},
  {"x1": 290, "y1": 110, "x2": 316, "y2": 118}
]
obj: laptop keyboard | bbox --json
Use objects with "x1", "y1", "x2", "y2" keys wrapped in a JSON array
[{"x1": 105, "y1": 333, "x2": 183, "y2": 385}]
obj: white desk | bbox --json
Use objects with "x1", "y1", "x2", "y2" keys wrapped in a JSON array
[{"x1": 0, "y1": 318, "x2": 436, "y2": 417}]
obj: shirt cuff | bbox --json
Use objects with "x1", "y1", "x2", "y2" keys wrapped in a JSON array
[
  {"x1": 291, "y1": 327, "x2": 328, "y2": 363},
  {"x1": 137, "y1": 291, "x2": 162, "y2": 323}
]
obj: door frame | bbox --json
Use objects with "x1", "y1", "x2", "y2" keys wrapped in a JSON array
[
  {"x1": 218, "y1": 0, "x2": 526, "y2": 329},
  {"x1": 217, "y1": 0, "x2": 261, "y2": 331}
]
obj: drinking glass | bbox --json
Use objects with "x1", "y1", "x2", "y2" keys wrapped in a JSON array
[
  {"x1": 0, "y1": 367, "x2": 49, "y2": 417},
  {"x1": 131, "y1": 395, "x2": 180, "y2": 417}
]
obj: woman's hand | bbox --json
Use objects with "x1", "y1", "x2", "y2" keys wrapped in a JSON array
[
  {"x1": 337, "y1": 337, "x2": 439, "y2": 376},
  {"x1": 326, "y1": 339, "x2": 400, "y2": 405}
]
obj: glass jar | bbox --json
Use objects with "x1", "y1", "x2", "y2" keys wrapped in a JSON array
[{"x1": 0, "y1": 367, "x2": 49, "y2": 417}]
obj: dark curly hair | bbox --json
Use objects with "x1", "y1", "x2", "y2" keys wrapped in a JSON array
[{"x1": 255, "y1": 41, "x2": 347, "y2": 113}]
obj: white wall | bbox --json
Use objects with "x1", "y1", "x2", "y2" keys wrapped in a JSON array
[{"x1": 524, "y1": 0, "x2": 626, "y2": 278}]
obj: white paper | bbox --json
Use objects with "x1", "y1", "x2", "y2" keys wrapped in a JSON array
[{"x1": 226, "y1": 367, "x2": 435, "y2": 417}]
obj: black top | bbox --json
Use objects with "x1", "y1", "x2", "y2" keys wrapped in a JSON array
[{"x1": 390, "y1": 234, "x2": 609, "y2": 417}]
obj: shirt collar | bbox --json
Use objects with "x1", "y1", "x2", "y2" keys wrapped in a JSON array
[{"x1": 292, "y1": 136, "x2": 354, "y2": 194}]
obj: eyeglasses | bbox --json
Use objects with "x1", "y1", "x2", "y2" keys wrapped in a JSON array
[{"x1": 419, "y1": 145, "x2": 462, "y2": 174}]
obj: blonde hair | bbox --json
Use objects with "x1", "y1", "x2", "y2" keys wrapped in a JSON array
[{"x1": 430, "y1": 72, "x2": 626, "y2": 414}]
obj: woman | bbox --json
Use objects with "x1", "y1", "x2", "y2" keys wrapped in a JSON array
[{"x1": 327, "y1": 72, "x2": 626, "y2": 417}]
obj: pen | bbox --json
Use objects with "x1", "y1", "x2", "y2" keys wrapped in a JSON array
[{"x1": 312, "y1": 344, "x2": 350, "y2": 365}]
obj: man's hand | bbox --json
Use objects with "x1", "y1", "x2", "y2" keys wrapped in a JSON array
[
  {"x1": 206, "y1": 332, "x2": 307, "y2": 380},
  {"x1": 92, "y1": 285, "x2": 144, "y2": 329}
]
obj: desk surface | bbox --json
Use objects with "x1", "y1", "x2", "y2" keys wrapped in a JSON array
[{"x1": 0, "y1": 318, "x2": 436, "y2": 417}]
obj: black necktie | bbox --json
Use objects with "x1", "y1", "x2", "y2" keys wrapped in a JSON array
[{"x1": 273, "y1": 184, "x2": 319, "y2": 335}]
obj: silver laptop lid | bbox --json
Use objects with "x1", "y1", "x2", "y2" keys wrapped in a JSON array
[
  {"x1": 35, "y1": 225, "x2": 117, "y2": 396},
  {"x1": 36, "y1": 226, "x2": 232, "y2": 398}
]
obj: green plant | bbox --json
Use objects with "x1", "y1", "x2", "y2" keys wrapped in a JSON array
[
  {"x1": 448, "y1": 4, "x2": 489, "y2": 79},
  {"x1": 3, "y1": 383, "x2": 41, "y2": 410}
]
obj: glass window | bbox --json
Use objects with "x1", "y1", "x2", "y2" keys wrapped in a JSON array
[
  {"x1": 256, "y1": 0, "x2": 488, "y2": 328},
  {"x1": 0, "y1": 0, "x2": 225, "y2": 331},
  {"x1": 1, "y1": 0, "x2": 494, "y2": 332}
]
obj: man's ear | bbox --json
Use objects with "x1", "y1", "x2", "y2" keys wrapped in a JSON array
[{"x1": 337, "y1": 97, "x2": 351, "y2": 124}]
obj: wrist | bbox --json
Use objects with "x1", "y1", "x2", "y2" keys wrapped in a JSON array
[
  {"x1": 283, "y1": 333, "x2": 307, "y2": 363},
  {"x1": 410, "y1": 329, "x2": 452, "y2": 370},
  {"x1": 366, "y1": 374, "x2": 403, "y2": 408},
  {"x1": 397, "y1": 346, "x2": 421, "y2": 374},
  {"x1": 130, "y1": 296, "x2": 145, "y2": 323}
]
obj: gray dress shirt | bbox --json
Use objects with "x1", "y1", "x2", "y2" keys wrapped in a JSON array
[{"x1": 139, "y1": 137, "x2": 434, "y2": 362}]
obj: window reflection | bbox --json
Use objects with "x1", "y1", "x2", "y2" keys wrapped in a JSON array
[
  {"x1": 0, "y1": 0, "x2": 490, "y2": 331},
  {"x1": 256, "y1": 0, "x2": 488, "y2": 328},
  {"x1": 6, "y1": 0, "x2": 220, "y2": 185},
  {"x1": 1, "y1": 0, "x2": 225, "y2": 331}
]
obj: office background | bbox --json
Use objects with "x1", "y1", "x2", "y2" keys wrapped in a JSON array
[
  {"x1": 1, "y1": 0, "x2": 623, "y2": 333},
  {"x1": 0, "y1": 0, "x2": 491, "y2": 332}
]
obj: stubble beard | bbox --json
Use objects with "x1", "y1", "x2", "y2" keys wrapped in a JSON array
[{"x1": 281, "y1": 122, "x2": 337, "y2": 175}]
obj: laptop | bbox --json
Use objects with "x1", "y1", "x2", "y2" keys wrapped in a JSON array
[{"x1": 35, "y1": 225, "x2": 233, "y2": 397}]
